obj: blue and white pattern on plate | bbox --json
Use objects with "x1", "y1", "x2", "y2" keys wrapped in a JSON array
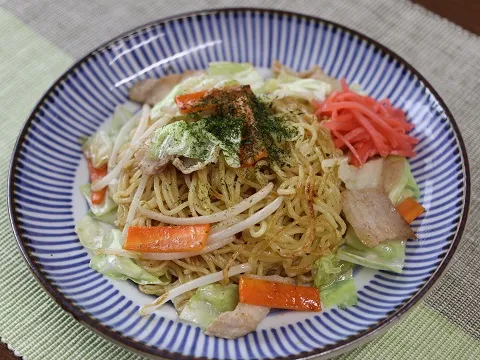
[{"x1": 9, "y1": 8, "x2": 469, "y2": 360}]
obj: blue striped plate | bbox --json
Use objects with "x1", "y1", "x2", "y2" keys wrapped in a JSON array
[{"x1": 8, "y1": 8, "x2": 470, "y2": 360}]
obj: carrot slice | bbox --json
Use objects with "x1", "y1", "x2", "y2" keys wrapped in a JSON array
[
  {"x1": 396, "y1": 197, "x2": 425, "y2": 223},
  {"x1": 175, "y1": 90, "x2": 216, "y2": 114},
  {"x1": 124, "y1": 224, "x2": 210, "y2": 253},
  {"x1": 239, "y1": 276, "x2": 321, "y2": 311},
  {"x1": 87, "y1": 159, "x2": 107, "y2": 205}
]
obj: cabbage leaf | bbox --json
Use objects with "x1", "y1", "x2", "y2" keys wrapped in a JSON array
[
  {"x1": 74, "y1": 213, "x2": 105, "y2": 250},
  {"x1": 80, "y1": 184, "x2": 117, "y2": 217},
  {"x1": 337, "y1": 226, "x2": 406, "y2": 273},
  {"x1": 338, "y1": 157, "x2": 384, "y2": 190},
  {"x1": 208, "y1": 62, "x2": 264, "y2": 92},
  {"x1": 264, "y1": 71, "x2": 332, "y2": 101},
  {"x1": 320, "y1": 269, "x2": 357, "y2": 309},
  {"x1": 82, "y1": 131, "x2": 112, "y2": 168},
  {"x1": 89, "y1": 229, "x2": 167, "y2": 285},
  {"x1": 179, "y1": 284, "x2": 239, "y2": 328},
  {"x1": 149, "y1": 118, "x2": 241, "y2": 170},
  {"x1": 314, "y1": 254, "x2": 358, "y2": 308},
  {"x1": 75, "y1": 215, "x2": 166, "y2": 285},
  {"x1": 386, "y1": 157, "x2": 420, "y2": 205},
  {"x1": 87, "y1": 209, "x2": 117, "y2": 225}
]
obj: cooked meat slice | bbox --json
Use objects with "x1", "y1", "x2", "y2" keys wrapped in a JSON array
[
  {"x1": 205, "y1": 275, "x2": 294, "y2": 339},
  {"x1": 271, "y1": 60, "x2": 342, "y2": 91},
  {"x1": 342, "y1": 189, "x2": 415, "y2": 248},
  {"x1": 204, "y1": 303, "x2": 269, "y2": 339},
  {"x1": 129, "y1": 70, "x2": 200, "y2": 105}
]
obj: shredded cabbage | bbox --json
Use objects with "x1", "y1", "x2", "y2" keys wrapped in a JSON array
[
  {"x1": 338, "y1": 226, "x2": 406, "y2": 273},
  {"x1": 314, "y1": 254, "x2": 351, "y2": 287},
  {"x1": 314, "y1": 254, "x2": 358, "y2": 308},
  {"x1": 179, "y1": 284, "x2": 239, "y2": 328}
]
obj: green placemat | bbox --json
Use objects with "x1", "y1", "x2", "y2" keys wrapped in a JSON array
[{"x1": 1, "y1": 1, "x2": 479, "y2": 359}]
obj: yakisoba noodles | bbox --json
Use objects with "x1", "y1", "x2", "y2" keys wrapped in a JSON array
[
  {"x1": 112, "y1": 97, "x2": 345, "y2": 296},
  {"x1": 77, "y1": 61, "x2": 421, "y2": 338}
]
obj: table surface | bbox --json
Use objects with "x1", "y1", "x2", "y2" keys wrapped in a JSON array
[{"x1": 1, "y1": 1, "x2": 478, "y2": 359}]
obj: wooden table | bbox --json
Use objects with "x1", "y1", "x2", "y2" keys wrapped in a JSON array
[
  {"x1": 413, "y1": 0, "x2": 480, "y2": 35},
  {"x1": 1, "y1": 1, "x2": 477, "y2": 359}
]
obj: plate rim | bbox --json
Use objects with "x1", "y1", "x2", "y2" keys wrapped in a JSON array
[{"x1": 7, "y1": 7, "x2": 471, "y2": 360}]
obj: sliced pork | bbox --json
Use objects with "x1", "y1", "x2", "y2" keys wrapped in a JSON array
[{"x1": 342, "y1": 188, "x2": 415, "y2": 248}]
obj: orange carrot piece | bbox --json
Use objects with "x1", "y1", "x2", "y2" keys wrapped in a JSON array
[
  {"x1": 91, "y1": 189, "x2": 106, "y2": 205},
  {"x1": 124, "y1": 224, "x2": 210, "y2": 253},
  {"x1": 87, "y1": 159, "x2": 107, "y2": 205},
  {"x1": 239, "y1": 276, "x2": 321, "y2": 311},
  {"x1": 396, "y1": 197, "x2": 425, "y2": 223},
  {"x1": 174, "y1": 90, "x2": 216, "y2": 114}
]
